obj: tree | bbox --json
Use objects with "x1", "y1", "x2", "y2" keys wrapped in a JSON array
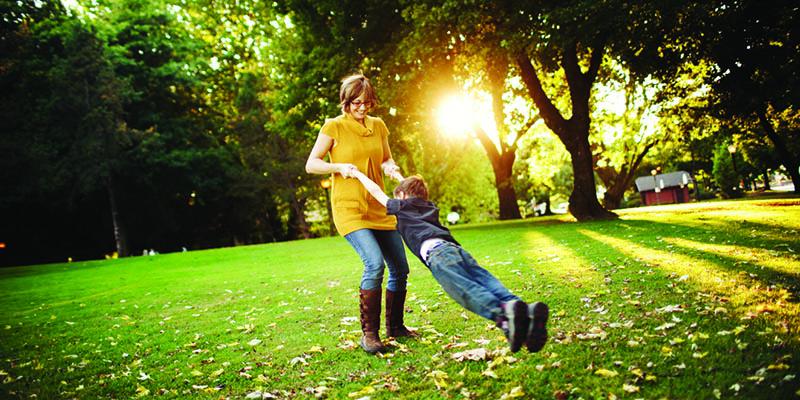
[
  {"x1": 665, "y1": 0, "x2": 799, "y2": 192},
  {"x1": 515, "y1": 125, "x2": 574, "y2": 217},
  {"x1": 591, "y1": 66, "x2": 667, "y2": 210},
  {"x1": 393, "y1": 3, "x2": 551, "y2": 220},
  {"x1": 1, "y1": 2, "x2": 135, "y2": 259},
  {"x1": 712, "y1": 142, "x2": 743, "y2": 198},
  {"x1": 393, "y1": 1, "x2": 710, "y2": 220}
]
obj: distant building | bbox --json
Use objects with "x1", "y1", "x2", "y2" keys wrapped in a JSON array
[{"x1": 634, "y1": 171, "x2": 693, "y2": 206}]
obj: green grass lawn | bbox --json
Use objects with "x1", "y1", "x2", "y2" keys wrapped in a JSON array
[{"x1": 1, "y1": 197, "x2": 799, "y2": 399}]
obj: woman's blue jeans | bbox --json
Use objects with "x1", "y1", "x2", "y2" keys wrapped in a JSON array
[
  {"x1": 344, "y1": 228, "x2": 409, "y2": 291},
  {"x1": 426, "y1": 242, "x2": 519, "y2": 321}
]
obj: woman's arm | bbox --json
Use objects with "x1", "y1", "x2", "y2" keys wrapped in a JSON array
[
  {"x1": 305, "y1": 132, "x2": 357, "y2": 177},
  {"x1": 352, "y1": 170, "x2": 389, "y2": 207}
]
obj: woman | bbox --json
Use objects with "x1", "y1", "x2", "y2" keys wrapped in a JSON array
[{"x1": 305, "y1": 74, "x2": 415, "y2": 354}]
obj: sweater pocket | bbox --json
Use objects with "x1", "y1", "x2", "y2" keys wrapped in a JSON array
[{"x1": 335, "y1": 200, "x2": 366, "y2": 214}]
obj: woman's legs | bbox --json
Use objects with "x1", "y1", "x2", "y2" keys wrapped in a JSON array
[
  {"x1": 372, "y1": 230, "x2": 415, "y2": 337},
  {"x1": 345, "y1": 229, "x2": 387, "y2": 353},
  {"x1": 345, "y1": 228, "x2": 414, "y2": 349},
  {"x1": 345, "y1": 229, "x2": 388, "y2": 290},
  {"x1": 372, "y1": 229, "x2": 409, "y2": 292}
]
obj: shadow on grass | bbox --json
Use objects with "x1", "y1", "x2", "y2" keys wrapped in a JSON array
[
  {"x1": 585, "y1": 218, "x2": 800, "y2": 300},
  {"x1": 528, "y1": 221, "x2": 800, "y2": 398}
]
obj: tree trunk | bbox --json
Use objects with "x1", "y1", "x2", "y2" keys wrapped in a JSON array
[
  {"x1": 763, "y1": 170, "x2": 771, "y2": 190},
  {"x1": 603, "y1": 186, "x2": 624, "y2": 210},
  {"x1": 493, "y1": 153, "x2": 522, "y2": 220},
  {"x1": 758, "y1": 110, "x2": 800, "y2": 193},
  {"x1": 567, "y1": 137, "x2": 618, "y2": 220},
  {"x1": 106, "y1": 175, "x2": 128, "y2": 257},
  {"x1": 290, "y1": 195, "x2": 311, "y2": 239},
  {"x1": 286, "y1": 179, "x2": 311, "y2": 239},
  {"x1": 472, "y1": 53, "x2": 523, "y2": 220},
  {"x1": 515, "y1": 45, "x2": 616, "y2": 221},
  {"x1": 542, "y1": 196, "x2": 553, "y2": 216}
]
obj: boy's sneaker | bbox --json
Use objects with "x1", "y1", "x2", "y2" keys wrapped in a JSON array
[
  {"x1": 502, "y1": 300, "x2": 530, "y2": 353},
  {"x1": 526, "y1": 302, "x2": 549, "y2": 352}
]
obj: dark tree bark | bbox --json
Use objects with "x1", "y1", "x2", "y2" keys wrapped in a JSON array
[
  {"x1": 757, "y1": 109, "x2": 799, "y2": 194},
  {"x1": 542, "y1": 196, "x2": 553, "y2": 216},
  {"x1": 106, "y1": 175, "x2": 129, "y2": 257},
  {"x1": 515, "y1": 43, "x2": 617, "y2": 221},
  {"x1": 286, "y1": 179, "x2": 311, "y2": 239}
]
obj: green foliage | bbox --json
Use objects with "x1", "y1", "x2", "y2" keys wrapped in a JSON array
[
  {"x1": 2, "y1": 0, "x2": 799, "y2": 262},
  {"x1": 515, "y1": 126, "x2": 574, "y2": 214},
  {"x1": 712, "y1": 143, "x2": 742, "y2": 199}
]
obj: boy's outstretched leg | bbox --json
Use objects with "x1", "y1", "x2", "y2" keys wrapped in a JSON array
[
  {"x1": 503, "y1": 300, "x2": 530, "y2": 353},
  {"x1": 526, "y1": 302, "x2": 549, "y2": 352}
]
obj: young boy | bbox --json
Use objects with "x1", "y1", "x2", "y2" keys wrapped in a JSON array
[{"x1": 351, "y1": 171, "x2": 548, "y2": 353}]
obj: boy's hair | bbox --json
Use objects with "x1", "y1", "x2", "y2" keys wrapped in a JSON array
[
  {"x1": 339, "y1": 74, "x2": 378, "y2": 113},
  {"x1": 394, "y1": 175, "x2": 428, "y2": 200}
]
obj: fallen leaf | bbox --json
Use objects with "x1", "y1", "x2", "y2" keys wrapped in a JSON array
[
  {"x1": 768, "y1": 363, "x2": 789, "y2": 370},
  {"x1": 482, "y1": 368, "x2": 498, "y2": 379},
  {"x1": 654, "y1": 322, "x2": 676, "y2": 331},
  {"x1": 622, "y1": 384, "x2": 639, "y2": 393},
  {"x1": 136, "y1": 385, "x2": 150, "y2": 397},
  {"x1": 427, "y1": 370, "x2": 449, "y2": 389},
  {"x1": 347, "y1": 385, "x2": 376, "y2": 398},
  {"x1": 595, "y1": 368, "x2": 619, "y2": 377},
  {"x1": 290, "y1": 357, "x2": 308, "y2": 366},
  {"x1": 500, "y1": 386, "x2": 525, "y2": 399},
  {"x1": 452, "y1": 348, "x2": 488, "y2": 361}
]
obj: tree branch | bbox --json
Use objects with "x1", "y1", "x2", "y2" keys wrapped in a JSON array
[
  {"x1": 474, "y1": 126, "x2": 501, "y2": 169},
  {"x1": 510, "y1": 116, "x2": 537, "y2": 152},
  {"x1": 487, "y1": 56, "x2": 509, "y2": 153},
  {"x1": 586, "y1": 42, "x2": 605, "y2": 88},
  {"x1": 562, "y1": 41, "x2": 585, "y2": 101},
  {"x1": 515, "y1": 51, "x2": 567, "y2": 137}
]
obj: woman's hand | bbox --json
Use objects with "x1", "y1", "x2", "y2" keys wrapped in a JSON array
[{"x1": 337, "y1": 163, "x2": 358, "y2": 178}]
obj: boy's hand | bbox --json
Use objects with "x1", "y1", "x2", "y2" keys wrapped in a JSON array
[
  {"x1": 382, "y1": 162, "x2": 402, "y2": 181},
  {"x1": 388, "y1": 171, "x2": 404, "y2": 182},
  {"x1": 337, "y1": 163, "x2": 358, "y2": 178}
]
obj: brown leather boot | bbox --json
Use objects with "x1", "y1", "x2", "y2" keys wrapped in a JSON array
[
  {"x1": 359, "y1": 289, "x2": 385, "y2": 354},
  {"x1": 386, "y1": 289, "x2": 418, "y2": 338}
]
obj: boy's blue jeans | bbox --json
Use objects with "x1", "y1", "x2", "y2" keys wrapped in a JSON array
[
  {"x1": 426, "y1": 242, "x2": 519, "y2": 321},
  {"x1": 345, "y1": 228, "x2": 409, "y2": 292}
]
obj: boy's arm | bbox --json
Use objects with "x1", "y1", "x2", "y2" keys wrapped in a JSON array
[{"x1": 352, "y1": 170, "x2": 389, "y2": 207}]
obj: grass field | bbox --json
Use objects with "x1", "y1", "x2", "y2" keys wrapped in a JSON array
[{"x1": 1, "y1": 197, "x2": 799, "y2": 399}]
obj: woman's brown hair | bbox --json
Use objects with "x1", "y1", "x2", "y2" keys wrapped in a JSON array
[{"x1": 339, "y1": 74, "x2": 378, "y2": 113}]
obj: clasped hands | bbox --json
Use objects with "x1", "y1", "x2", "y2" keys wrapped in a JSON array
[{"x1": 337, "y1": 163, "x2": 404, "y2": 182}]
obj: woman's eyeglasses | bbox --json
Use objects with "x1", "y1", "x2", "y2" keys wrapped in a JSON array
[{"x1": 350, "y1": 100, "x2": 372, "y2": 109}]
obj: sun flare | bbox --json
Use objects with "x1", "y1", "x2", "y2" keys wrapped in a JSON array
[{"x1": 436, "y1": 95, "x2": 481, "y2": 137}]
